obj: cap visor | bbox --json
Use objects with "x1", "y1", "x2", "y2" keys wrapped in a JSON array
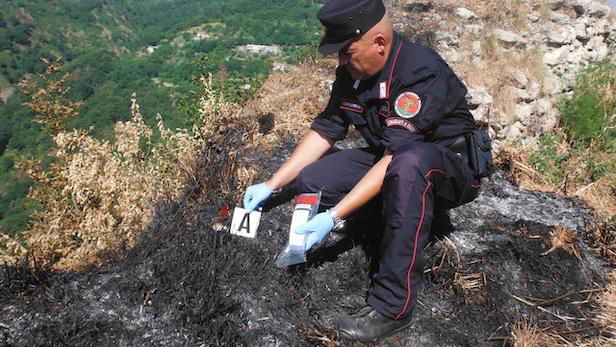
[{"x1": 318, "y1": 37, "x2": 352, "y2": 56}]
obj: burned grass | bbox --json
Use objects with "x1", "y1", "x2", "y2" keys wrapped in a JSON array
[
  {"x1": 497, "y1": 142, "x2": 616, "y2": 267},
  {"x1": 1, "y1": 56, "x2": 613, "y2": 347}
]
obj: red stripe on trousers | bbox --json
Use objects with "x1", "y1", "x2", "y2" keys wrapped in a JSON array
[{"x1": 395, "y1": 168, "x2": 445, "y2": 320}]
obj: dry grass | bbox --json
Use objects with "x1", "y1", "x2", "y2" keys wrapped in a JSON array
[
  {"x1": 589, "y1": 222, "x2": 616, "y2": 263},
  {"x1": 542, "y1": 226, "x2": 582, "y2": 260},
  {"x1": 511, "y1": 319, "x2": 558, "y2": 347},
  {"x1": 576, "y1": 176, "x2": 616, "y2": 221},
  {"x1": 303, "y1": 324, "x2": 341, "y2": 347},
  {"x1": 496, "y1": 145, "x2": 552, "y2": 191},
  {"x1": 574, "y1": 271, "x2": 616, "y2": 346},
  {"x1": 594, "y1": 272, "x2": 616, "y2": 339},
  {"x1": 243, "y1": 61, "x2": 333, "y2": 144},
  {"x1": 496, "y1": 142, "x2": 616, "y2": 220},
  {"x1": 454, "y1": 272, "x2": 486, "y2": 291},
  {"x1": 233, "y1": 61, "x2": 334, "y2": 195}
]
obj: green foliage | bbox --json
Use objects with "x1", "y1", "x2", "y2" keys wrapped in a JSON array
[
  {"x1": 528, "y1": 134, "x2": 569, "y2": 184},
  {"x1": 529, "y1": 58, "x2": 615, "y2": 188},
  {"x1": 0, "y1": 0, "x2": 322, "y2": 237},
  {"x1": 284, "y1": 43, "x2": 320, "y2": 64},
  {"x1": 559, "y1": 59, "x2": 616, "y2": 144},
  {"x1": 0, "y1": 151, "x2": 34, "y2": 238}
]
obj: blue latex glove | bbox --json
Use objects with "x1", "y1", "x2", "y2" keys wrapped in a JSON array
[
  {"x1": 294, "y1": 211, "x2": 334, "y2": 251},
  {"x1": 243, "y1": 182, "x2": 274, "y2": 212}
]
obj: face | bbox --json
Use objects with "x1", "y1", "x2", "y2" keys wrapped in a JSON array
[{"x1": 338, "y1": 35, "x2": 383, "y2": 80}]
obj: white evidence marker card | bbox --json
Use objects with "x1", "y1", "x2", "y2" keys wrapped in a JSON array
[
  {"x1": 289, "y1": 205, "x2": 310, "y2": 247},
  {"x1": 230, "y1": 207, "x2": 261, "y2": 239},
  {"x1": 288, "y1": 193, "x2": 321, "y2": 247}
]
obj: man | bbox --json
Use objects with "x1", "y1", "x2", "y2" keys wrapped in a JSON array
[{"x1": 243, "y1": 0, "x2": 483, "y2": 342}]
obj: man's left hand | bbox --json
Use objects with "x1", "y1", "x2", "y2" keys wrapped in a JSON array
[{"x1": 294, "y1": 211, "x2": 334, "y2": 251}]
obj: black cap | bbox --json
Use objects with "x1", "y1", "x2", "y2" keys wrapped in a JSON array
[{"x1": 317, "y1": 0, "x2": 386, "y2": 55}]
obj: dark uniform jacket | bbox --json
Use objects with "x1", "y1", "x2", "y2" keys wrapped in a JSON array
[{"x1": 311, "y1": 32, "x2": 477, "y2": 153}]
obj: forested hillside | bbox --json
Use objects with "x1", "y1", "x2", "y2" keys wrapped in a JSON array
[
  {"x1": 0, "y1": 1, "x2": 614, "y2": 345},
  {"x1": 0, "y1": 0, "x2": 321, "y2": 238}
]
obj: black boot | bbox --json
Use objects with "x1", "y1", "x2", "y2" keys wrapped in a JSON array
[{"x1": 333, "y1": 306, "x2": 413, "y2": 342}]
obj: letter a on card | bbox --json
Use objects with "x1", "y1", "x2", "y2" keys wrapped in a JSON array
[{"x1": 230, "y1": 207, "x2": 260, "y2": 238}]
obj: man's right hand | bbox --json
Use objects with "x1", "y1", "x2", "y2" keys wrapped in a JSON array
[{"x1": 243, "y1": 182, "x2": 274, "y2": 212}]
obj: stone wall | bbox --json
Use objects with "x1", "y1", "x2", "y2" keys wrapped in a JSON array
[{"x1": 393, "y1": 0, "x2": 614, "y2": 150}]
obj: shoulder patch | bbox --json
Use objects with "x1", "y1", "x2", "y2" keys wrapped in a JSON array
[
  {"x1": 378, "y1": 101, "x2": 390, "y2": 117},
  {"x1": 394, "y1": 92, "x2": 422, "y2": 119},
  {"x1": 339, "y1": 99, "x2": 364, "y2": 113}
]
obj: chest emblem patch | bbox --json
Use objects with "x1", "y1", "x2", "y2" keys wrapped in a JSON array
[{"x1": 394, "y1": 92, "x2": 422, "y2": 119}]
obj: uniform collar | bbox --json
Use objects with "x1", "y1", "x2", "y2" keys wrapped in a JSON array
[{"x1": 358, "y1": 31, "x2": 404, "y2": 102}]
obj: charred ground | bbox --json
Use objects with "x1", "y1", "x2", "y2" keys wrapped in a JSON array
[{"x1": 0, "y1": 123, "x2": 612, "y2": 346}]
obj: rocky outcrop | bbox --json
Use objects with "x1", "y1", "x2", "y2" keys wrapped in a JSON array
[
  {"x1": 392, "y1": 0, "x2": 614, "y2": 149},
  {"x1": 0, "y1": 86, "x2": 15, "y2": 104}
]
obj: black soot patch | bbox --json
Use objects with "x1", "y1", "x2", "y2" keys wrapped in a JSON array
[{"x1": 258, "y1": 112, "x2": 275, "y2": 134}]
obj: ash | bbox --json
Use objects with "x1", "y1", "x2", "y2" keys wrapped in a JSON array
[{"x1": 1, "y1": 150, "x2": 610, "y2": 347}]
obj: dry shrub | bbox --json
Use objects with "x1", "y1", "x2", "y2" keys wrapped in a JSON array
[
  {"x1": 195, "y1": 75, "x2": 235, "y2": 139},
  {"x1": 18, "y1": 57, "x2": 84, "y2": 134},
  {"x1": 0, "y1": 234, "x2": 27, "y2": 265},
  {"x1": 18, "y1": 96, "x2": 205, "y2": 269},
  {"x1": 1, "y1": 62, "x2": 234, "y2": 270},
  {"x1": 511, "y1": 319, "x2": 558, "y2": 347},
  {"x1": 1, "y1": 60, "x2": 329, "y2": 270}
]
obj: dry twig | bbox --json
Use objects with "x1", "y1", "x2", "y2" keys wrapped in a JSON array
[{"x1": 510, "y1": 293, "x2": 585, "y2": 322}]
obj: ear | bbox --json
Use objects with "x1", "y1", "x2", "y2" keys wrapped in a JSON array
[{"x1": 373, "y1": 33, "x2": 386, "y2": 54}]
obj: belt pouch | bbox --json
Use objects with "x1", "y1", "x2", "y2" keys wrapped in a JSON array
[{"x1": 465, "y1": 129, "x2": 495, "y2": 178}]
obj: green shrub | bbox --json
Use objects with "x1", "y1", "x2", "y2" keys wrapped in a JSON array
[
  {"x1": 528, "y1": 134, "x2": 569, "y2": 184},
  {"x1": 559, "y1": 59, "x2": 616, "y2": 144},
  {"x1": 529, "y1": 58, "x2": 615, "y2": 189}
]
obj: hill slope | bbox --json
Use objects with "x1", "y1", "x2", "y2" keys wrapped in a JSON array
[
  {"x1": 1, "y1": 0, "x2": 615, "y2": 345},
  {"x1": 0, "y1": 62, "x2": 612, "y2": 345}
]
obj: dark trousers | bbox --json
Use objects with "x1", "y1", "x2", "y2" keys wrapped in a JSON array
[{"x1": 295, "y1": 142, "x2": 480, "y2": 319}]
